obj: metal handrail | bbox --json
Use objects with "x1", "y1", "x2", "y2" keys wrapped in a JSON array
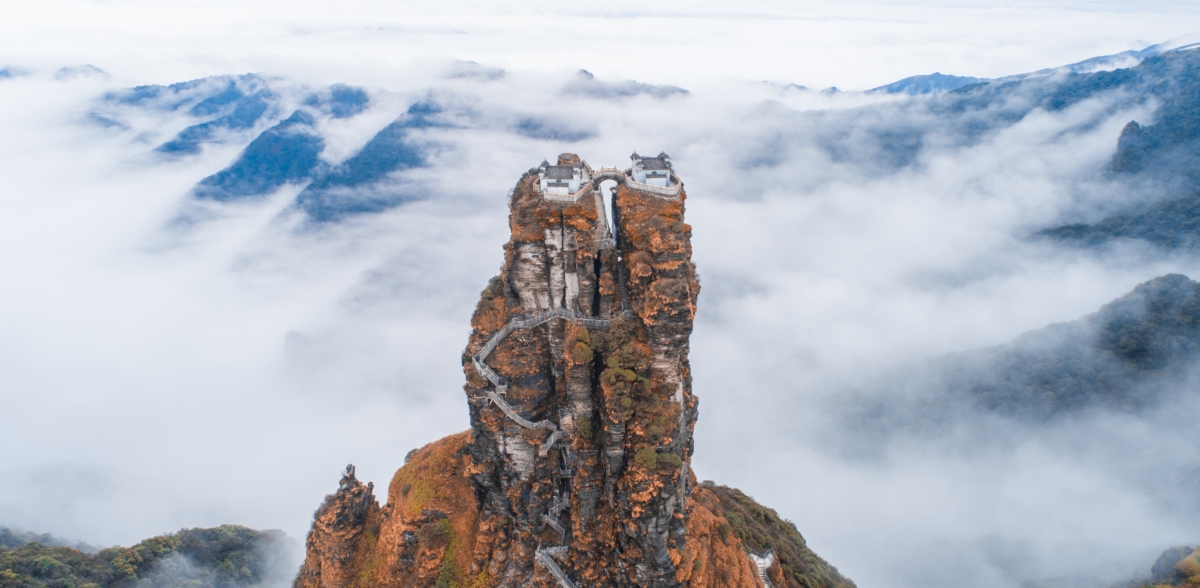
[
  {"x1": 536, "y1": 547, "x2": 578, "y2": 588},
  {"x1": 749, "y1": 549, "x2": 777, "y2": 588},
  {"x1": 539, "y1": 429, "x2": 565, "y2": 455},
  {"x1": 472, "y1": 309, "x2": 615, "y2": 434},
  {"x1": 543, "y1": 512, "x2": 567, "y2": 535},
  {"x1": 486, "y1": 390, "x2": 556, "y2": 431}
]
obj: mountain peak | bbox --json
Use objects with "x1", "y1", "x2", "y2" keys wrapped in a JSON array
[
  {"x1": 868, "y1": 72, "x2": 983, "y2": 95},
  {"x1": 293, "y1": 155, "x2": 854, "y2": 588}
]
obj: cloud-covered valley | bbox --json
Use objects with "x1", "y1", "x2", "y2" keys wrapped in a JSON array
[{"x1": 4, "y1": 6, "x2": 1200, "y2": 586}]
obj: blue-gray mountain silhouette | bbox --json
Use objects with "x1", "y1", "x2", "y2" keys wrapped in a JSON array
[
  {"x1": 302, "y1": 84, "x2": 370, "y2": 119},
  {"x1": 562, "y1": 69, "x2": 688, "y2": 100},
  {"x1": 1029, "y1": 49, "x2": 1200, "y2": 249},
  {"x1": 869, "y1": 72, "x2": 983, "y2": 95},
  {"x1": 292, "y1": 100, "x2": 440, "y2": 222},
  {"x1": 192, "y1": 110, "x2": 325, "y2": 201}
]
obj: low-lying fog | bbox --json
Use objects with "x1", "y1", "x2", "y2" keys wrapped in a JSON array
[{"x1": 2, "y1": 2, "x2": 1199, "y2": 587}]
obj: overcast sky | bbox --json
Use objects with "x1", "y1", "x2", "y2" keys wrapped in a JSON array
[
  {"x1": 3, "y1": 2, "x2": 1200, "y2": 588},
  {"x1": 4, "y1": 0, "x2": 1199, "y2": 88}
]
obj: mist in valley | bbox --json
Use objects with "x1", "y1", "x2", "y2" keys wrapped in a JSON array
[{"x1": 2, "y1": 2, "x2": 1200, "y2": 587}]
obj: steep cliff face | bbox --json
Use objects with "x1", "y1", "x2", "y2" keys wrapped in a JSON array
[
  {"x1": 460, "y1": 154, "x2": 699, "y2": 587},
  {"x1": 294, "y1": 153, "x2": 854, "y2": 588}
]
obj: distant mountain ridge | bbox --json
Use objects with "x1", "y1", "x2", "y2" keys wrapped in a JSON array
[
  {"x1": 792, "y1": 38, "x2": 1199, "y2": 97},
  {"x1": 1035, "y1": 191, "x2": 1200, "y2": 250},
  {"x1": 1031, "y1": 47, "x2": 1200, "y2": 250},
  {"x1": 843, "y1": 273, "x2": 1200, "y2": 441},
  {"x1": 868, "y1": 73, "x2": 983, "y2": 95},
  {"x1": 76, "y1": 38, "x2": 1200, "y2": 228},
  {"x1": 939, "y1": 273, "x2": 1200, "y2": 418},
  {"x1": 88, "y1": 69, "x2": 679, "y2": 224},
  {"x1": 0, "y1": 525, "x2": 294, "y2": 588},
  {"x1": 0, "y1": 527, "x2": 97, "y2": 553}
]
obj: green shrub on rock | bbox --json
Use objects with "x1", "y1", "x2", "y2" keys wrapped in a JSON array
[{"x1": 634, "y1": 447, "x2": 659, "y2": 469}]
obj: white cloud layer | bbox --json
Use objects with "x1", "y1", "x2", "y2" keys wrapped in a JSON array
[
  {"x1": 3, "y1": 2, "x2": 1200, "y2": 588},
  {"x1": 3, "y1": 0, "x2": 1199, "y2": 88}
]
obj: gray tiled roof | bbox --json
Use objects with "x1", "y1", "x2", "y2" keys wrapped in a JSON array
[
  {"x1": 544, "y1": 166, "x2": 575, "y2": 179},
  {"x1": 639, "y1": 157, "x2": 669, "y2": 171}
]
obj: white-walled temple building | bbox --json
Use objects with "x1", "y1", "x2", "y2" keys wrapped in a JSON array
[
  {"x1": 538, "y1": 159, "x2": 591, "y2": 197},
  {"x1": 630, "y1": 152, "x2": 673, "y2": 187}
]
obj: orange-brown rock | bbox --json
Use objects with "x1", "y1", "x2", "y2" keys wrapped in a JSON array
[
  {"x1": 295, "y1": 433, "x2": 484, "y2": 588},
  {"x1": 294, "y1": 465, "x2": 383, "y2": 588},
  {"x1": 691, "y1": 483, "x2": 855, "y2": 588},
  {"x1": 296, "y1": 433, "x2": 853, "y2": 588},
  {"x1": 295, "y1": 154, "x2": 855, "y2": 588}
]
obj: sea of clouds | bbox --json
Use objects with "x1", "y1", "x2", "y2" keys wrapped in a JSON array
[{"x1": 3, "y1": 2, "x2": 1200, "y2": 588}]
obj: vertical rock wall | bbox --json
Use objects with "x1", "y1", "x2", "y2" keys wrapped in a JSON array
[
  {"x1": 462, "y1": 154, "x2": 699, "y2": 587},
  {"x1": 293, "y1": 153, "x2": 855, "y2": 588},
  {"x1": 602, "y1": 181, "x2": 699, "y2": 586}
]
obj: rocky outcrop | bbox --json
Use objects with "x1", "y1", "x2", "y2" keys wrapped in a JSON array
[
  {"x1": 294, "y1": 153, "x2": 854, "y2": 588},
  {"x1": 294, "y1": 465, "x2": 383, "y2": 588},
  {"x1": 1130, "y1": 546, "x2": 1200, "y2": 588},
  {"x1": 295, "y1": 434, "x2": 853, "y2": 588},
  {"x1": 693, "y1": 483, "x2": 854, "y2": 588}
]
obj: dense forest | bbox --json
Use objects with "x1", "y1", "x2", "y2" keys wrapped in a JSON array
[{"x1": 0, "y1": 525, "x2": 293, "y2": 588}]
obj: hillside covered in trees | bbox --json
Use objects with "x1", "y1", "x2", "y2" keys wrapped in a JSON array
[
  {"x1": 839, "y1": 273, "x2": 1200, "y2": 451},
  {"x1": 0, "y1": 525, "x2": 294, "y2": 588}
]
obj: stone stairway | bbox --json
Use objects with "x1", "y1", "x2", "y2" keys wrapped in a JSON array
[
  {"x1": 471, "y1": 309, "x2": 599, "y2": 588},
  {"x1": 467, "y1": 209, "x2": 644, "y2": 588},
  {"x1": 472, "y1": 307, "x2": 614, "y2": 396},
  {"x1": 539, "y1": 429, "x2": 565, "y2": 456},
  {"x1": 484, "y1": 390, "x2": 555, "y2": 431},
  {"x1": 536, "y1": 547, "x2": 577, "y2": 588},
  {"x1": 542, "y1": 512, "x2": 567, "y2": 535},
  {"x1": 749, "y1": 549, "x2": 777, "y2": 588}
]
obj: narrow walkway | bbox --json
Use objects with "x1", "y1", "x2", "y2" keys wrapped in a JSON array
[
  {"x1": 749, "y1": 550, "x2": 776, "y2": 588},
  {"x1": 471, "y1": 308, "x2": 610, "y2": 588},
  {"x1": 539, "y1": 429, "x2": 565, "y2": 456},
  {"x1": 542, "y1": 513, "x2": 567, "y2": 535},
  {"x1": 590, "y1": 167, "x2": 626, "y2": 185},
  {"x1": 485, "y1": 390, "x2": 555, "y2": 431},
  {"x1": 469, "y1": 207, "x2": 640, "y2": 588},
  {"x1": 472, "y1": 307, "x2": 613, "y2": 400},
  {"x1": 536, "y1": 547, "x2": 577, "y2": 588},
  {"x1": 589, "y1": 166, "x2": 682, "y2": 199}
]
